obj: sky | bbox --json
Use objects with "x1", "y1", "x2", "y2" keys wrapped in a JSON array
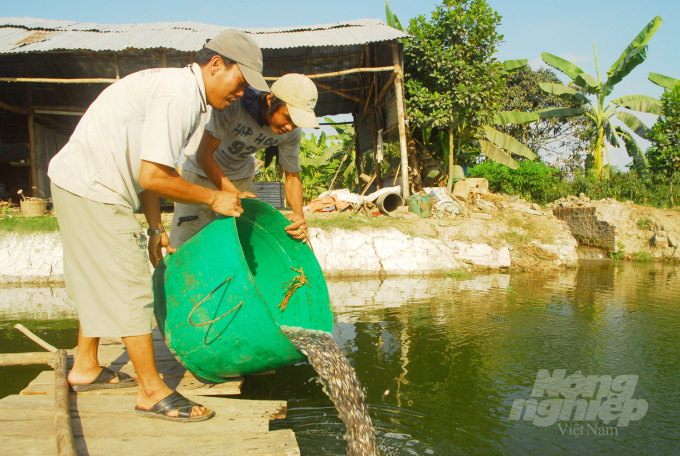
[{"x1": 4, "y1": 0, "x2": 679, "y2": 168}]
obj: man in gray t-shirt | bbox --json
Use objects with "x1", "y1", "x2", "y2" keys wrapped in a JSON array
[{"x1": 170, "y1": 73, "x2": 319, "y2": 248}]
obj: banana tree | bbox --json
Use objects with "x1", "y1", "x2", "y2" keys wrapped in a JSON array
[{"x1": 534, "y1": 16, "x2": 663, "y2": 179}]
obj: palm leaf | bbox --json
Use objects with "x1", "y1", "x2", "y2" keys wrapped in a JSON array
[
  {"x1": 479, "y1": 140, "x2": 520, "y2": 169},
  {"x1": 616, "y1": 112, "x2": 653, "y2": 140},
  {"x1": 612, "y1": 94, "x2": 662, "y2": 115},
  {"x1": 538, "y1": 82, "x2": 588, "y2": 104},
  {"x1": 615, "y1": 127, "x2": 650, "y2": 180},
  {"x1": 482, "y1": 126, "x2": 537, "y2": 160},
  {"x1": 648, "y1": 72, "x2": 680, "y2": 90},
  {"x1": 607, "y1": 16, "x2": 662, "y2": 86},
  {"x1": 492, "y1": 108, "x2": 584, "y2": 125}
]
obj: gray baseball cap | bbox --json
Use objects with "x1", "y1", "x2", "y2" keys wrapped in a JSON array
[{"x1": 205, "y1": 29, "x2": 270, "y2": 92}]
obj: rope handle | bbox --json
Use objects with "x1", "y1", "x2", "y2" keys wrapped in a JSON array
[{"x1": 188, "y1": 277, "x2": 243, "y2": 327}]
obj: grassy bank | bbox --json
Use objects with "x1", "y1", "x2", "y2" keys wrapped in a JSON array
[{"x1": 0, "y1": 215, "x2": 60, "y2": 234}]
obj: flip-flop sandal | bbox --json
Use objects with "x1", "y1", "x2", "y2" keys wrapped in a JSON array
[
  {"x1": 134, "y1": 391, "x2": 216, "y2": 422},
  {"x1": 71, "y1": 366, "x2": 138, "y2": 392}
]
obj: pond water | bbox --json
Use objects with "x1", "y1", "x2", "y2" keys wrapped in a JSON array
[{"x1": 2, "y1": 261, "x2": 680, "y2": 455}]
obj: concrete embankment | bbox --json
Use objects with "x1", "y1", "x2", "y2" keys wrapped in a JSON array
[{"x1": 0, "y1": 226, "x2": 571, "y2": 284}]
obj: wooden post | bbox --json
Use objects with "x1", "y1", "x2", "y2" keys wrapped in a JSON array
[
  {"x1": 190, "y1": 52, "x2": 195, "y2": 64},
  {"x1": 114, "y1": 52, "x2": 120, "y2": 79},
  {"x1": 162, "y1": 50, "x2": 167, "y2": 68},
  {"x1": 26, "y1": 56, "x2": 39, "y2": 197},
  {"x1": 392, "y1": 43, "x2": 410, "y2": 198},
  {"x1": 54, "y1": 349, "x2": 77, "y2": 456}
]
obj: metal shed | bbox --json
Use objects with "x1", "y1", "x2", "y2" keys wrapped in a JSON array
[{"x1": 0, "y1": 17, "x2": 410, "y2": 201}]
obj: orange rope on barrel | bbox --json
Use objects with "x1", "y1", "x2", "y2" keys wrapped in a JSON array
[{"x1": 278, "y1": 267, "x2": 309, "y2": 312}]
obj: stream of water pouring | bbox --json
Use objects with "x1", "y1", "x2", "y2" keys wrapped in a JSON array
[{"x1": 283, "y1": 326, "x2": 380, "y2": 456}]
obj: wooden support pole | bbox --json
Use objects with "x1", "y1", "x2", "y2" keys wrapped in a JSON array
[
  {"x1": 162, "y1": 50, "x2": 167, "y2": 68},
  {"x1": 392, "y1": 43, "x2": 410, "y2": 198},
  {"x1": 190, "y1": 52, "x2": 195, "y2": 64},
  {"x1": 114, "y1": 52, "x2": 120, "y2": 79},
  {"x1": 25, "y1": 56, "x2": 39, "y2": 198},
  {"x1": 54, "y1": 349, "x2": 77, "y2": 456}
]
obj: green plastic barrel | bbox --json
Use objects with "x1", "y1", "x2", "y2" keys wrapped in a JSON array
[
  {"x1": 153, "y1": 199, "x2": 332, "y2": 381},
  {"x1": 405, "y1": 194, "x2": 434, "y2": 218}
]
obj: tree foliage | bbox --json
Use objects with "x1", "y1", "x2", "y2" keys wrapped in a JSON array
[
  {"x1": 646, "y1": 85, "x2": 680, "y2": 204},
  {"x1": 404, "y1": 0, "x2": 504, "y2": 190},
  {"x1": 496, "y1": 66, "x2": 589, "y2": 161}
]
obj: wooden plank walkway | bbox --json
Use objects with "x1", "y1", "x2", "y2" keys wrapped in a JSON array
[{"x1": 0, "y1": 328, "x2": 300, "y2": 455}]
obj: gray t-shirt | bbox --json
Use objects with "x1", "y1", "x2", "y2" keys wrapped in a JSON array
[{"x1": 182, "y1": 91, "x2": 302, "y2": 181}]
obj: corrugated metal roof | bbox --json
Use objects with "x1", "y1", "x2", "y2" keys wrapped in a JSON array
[{"x1": 0, "y1": 17, "x2": 407, "y2": 53}]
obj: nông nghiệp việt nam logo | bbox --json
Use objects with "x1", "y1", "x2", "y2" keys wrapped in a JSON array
[{"x1": 508, "y1": 369, "x2": 648, "y2": 432}]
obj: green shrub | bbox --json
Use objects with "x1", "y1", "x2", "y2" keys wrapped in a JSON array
[
  {"x1": 631, "y1": 251, "x2": 653, "y2": 262},
  {"x1": 468, "y1": 160, "x2": 562, "y2": 203},
  {"x1": 469, "y1": 160, "x2": 680, "y2": 207},
  {"x1": 609, "y1": 241, "x2": 626, "y2": 260},
  {"x1": 637, "y1": 217, "x2": 652, "y2": 230}
]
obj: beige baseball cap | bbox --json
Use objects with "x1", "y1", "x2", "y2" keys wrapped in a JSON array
[
  {"x1": 271, "y1": 74, "x2": 319, "y2": 128},
  {"x1": 205, "y1": 29, "x2": 270, "y2": 92}
]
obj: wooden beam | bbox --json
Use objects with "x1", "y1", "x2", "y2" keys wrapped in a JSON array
[
  {"x1": 0, "y1": 100, "x2": 27, "y2": 115},
  {"x1": 263, "y1": 66, "x2": 395, "y2": 81},
  {"x1": 392, "y1": 43, "x2": 410, "y2": 198},
  {"x1": 0, "y1": 77, "x2": 117, "y2": 84},
  {"x1": 376, "y1": 71, "x2": 398, "y2": 105},
  {"x1": 265, "y1": 62, "x2": 364, "y2": 104}
]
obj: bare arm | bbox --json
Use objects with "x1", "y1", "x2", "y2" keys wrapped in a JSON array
[
  {"x1": 139, "y1": 190, "x2": 175, "y2": 267},
  {"x1": 283, "y1": 171, "x2": 307, "y2": 240},
  {"x1": 196, "y1": 130, "x2": 255, "y2": 197},
  {"x1": 139, "y1": 160, "x2": 243, "y2": 217}
]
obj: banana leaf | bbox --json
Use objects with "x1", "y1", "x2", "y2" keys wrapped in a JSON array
[
  {"x1": 616, "y1": 112, "x2": 653, "y2": 140},
  {"x1": 492, "y1": 107, "x2": 584, "y2": 125},
  {"x1": 482, "y1": 126, "x2": 537, "y2": 160},
  {"x1": 541, "y1": 52, "x2": 585, "y2": 80},
  {"x1": 501, "y1": 59, "x2": 528, "y2": 75},
  {"x1": 607, "y1": 16, "x2": 662, "y2": 87},
  {"x1": 573, "y1": 73, "x2": 599, "y2": 92},
  {"x1": 612, "y1": 94, "x2": 662, "y2": 115},
  {"x1": 648, "y1": 72, "x2": 680, "y2": 90},
  {"x1": 604, "y1": 120, "x2": 620, "y2": 148},
  {"x1": 385, "y1": 0, "x2": 404, "y2": 31},
  {"x1": 538, "y1": 83, "x2": 588, "y2": 104},
  {"x1": 615, "y1": 127, "x2": 650, "y2": 180},
  {"x1": 479, "y1": 140, "x2": 520, "y2": 169}
]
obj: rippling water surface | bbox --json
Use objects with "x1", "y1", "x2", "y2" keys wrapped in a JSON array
[{"x1": 2, "y1": 261, "x2": 680, "y2": 455}]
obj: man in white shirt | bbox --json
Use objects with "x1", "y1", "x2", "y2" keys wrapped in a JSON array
[
  {"x1": 169, "y1": 74, "x2": 319, "y2": 248},
  {"x1": 48, "y1": 29, "x2": 269, "y2": 422}
]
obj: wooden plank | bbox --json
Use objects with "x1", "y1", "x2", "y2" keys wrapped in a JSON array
[
  {"x1": 0, "y1": 415, "x2": 270, "y2": 436},
  {"x1": 20, "y1": 374, "x2": 243, "y2": 396},
  {"x1": 1, "y1": 392, "x2": 287, "y2": 421},
  {"x1": 2, "y1": 430, "x2": 300, "y2": 456}
]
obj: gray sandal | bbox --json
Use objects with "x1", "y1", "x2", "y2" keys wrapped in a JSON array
[
  {"x1": 71, "y1": 366, "x2": 137, "y2": 392},
  {"x1": 135, "y1": 391, "x2": 215, "y2": 422}
]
